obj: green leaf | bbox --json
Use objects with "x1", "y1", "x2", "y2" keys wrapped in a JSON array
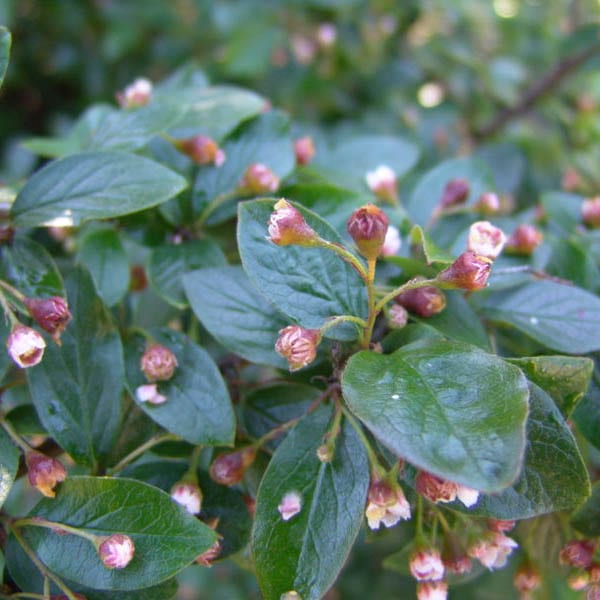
[
  {"x1": 507, "y1": 356, "x2": 593, "y2": 417},
  {"x1": 409, "y1": 225, "x2": 455, "y2": 265},
  {"x1": 6, "y1": 404, "x2": 44, "y2": 436},
  {"x1": 572, "y1": 482, "x2": 600, "y2": 536},
  {"x1": 26, "y1": 266, "x2": 124, "y2": 467},
  {"x1": 572, "y1": 363, "x2": 600, "y2": 450},
  {"x1": 252, "y1": 407, "x2": 369, "y2": 600},
  {"x1": 0, "y1": 26, "x2": 10, "y2": 88},
  {"x1": 238, "y1": 199, "x2": 368, "y2": 340},
  {"x1": 77, "y1": 227, "x2": 130, "y2": 306},
  {"x1": 540, "y1": 191, "x2": 583, "y2": 235},
  {"x1": 183, "y1": 265, "x2": 289, "y2": 369},
  {"x1": 149, "y1": 240, "x2": 227, "y2": 309},
  {"x1": 20, "y1": 476, "x2": 216, "y2": 590},
  {"x1": 124, "y1": 328, "x2": 235, "y2": 446},
  {"x1": 341, "y1": 339, "x2": 529, "y2": 492},
  {"x1": 11, "y1": 151, "x2": 188, "y2": 227},
  {"x1": 466, "y1": 383, "x2": 589, "y2": 519},
  {"x1": 481, "y1": 280, "x2": 600, "y2": 354},
  {"x1": 0, "y1": 236, "x2": 64, "y2": 297},
  {"x1": 0, "y1": 426, "x2": 19, "y2": 510}
]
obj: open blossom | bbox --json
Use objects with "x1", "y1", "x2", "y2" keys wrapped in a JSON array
[
  {"x1": 294, "y1": 136, "x2": 315, "y2": 166},
  {"x1": 437, "y1": 251, "x2": 492, "y2": 291},
  {"x1": 278, "y1": 491, "x2": 302, "y2": 521},
  {"x1": 365, "y1": 165, "x2": 398, "y2": 203},
  {"x1": 267, "y1": 199, "x2": 318, "y2": 246},
  {"x1": 116, "y1": 77, "x2": 152, "y2": 108},
  {"x1": 26, "y1": 451, "x2": 67, "y2": 497},
  {"x1": 347, "y1": 204, "x2": 390, "y2": 259},
  {"x1": 6, "y1": 324, "x2": 46, "y2": 368},
  {"x1": 381, "y1": 225, "x2": 402, "y2": 257},
  {"x1": 417, "y1": 581, "x2": 448, "y2": 600},
  {"x1": 24, "y1": 296, "x2": 72, "y2": 343},
  {"x1": 467, "y1": 221, "x2": 506, "y2": 260},
  {"x1": 275, "y1": 325, "x2": 321, "y2": 371},
  {"x1": 239, "y1": 163, "x2": 279, "y2": 194},
  {"x1": 98, "y1": 534, "x2": 135, "y2": 569},
  {"x1": 171, "y1": 482, "x2": 202, "y2": 515},
  {"x1": 365, "y1": 479, "x2": 411, "y2": 530},
  {"x1": 135, "y1": 383, "x2": 167, "y2": 405},
  {"x1": 468, "y1": 532, "x2": 518, "y2": 569},
  {"x1": 140, "y1": 344, "x2": 178, "y2": 382},
  {"x1": 504, "y1": 224, "x2": 543, "y2": 255},
  {"x1": 395, "y1": 285, "x2": 446, "y2": 318},
  {"x1": 410, "y1": 548, "x2": 445, "y2": 581},
  {"x1": 176, "y1": 135, "x2": 225, "y2": 167}
]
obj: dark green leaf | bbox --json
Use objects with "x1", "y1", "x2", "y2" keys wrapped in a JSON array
[
  {"x1": 0, "y1": 26, "x2": 11, "y2": 88},
  {"x1": 545, "y1": 237, "x2": 600, "y2": 291},
  {"x1": 77, "y1": 227, "x2": 130, "y2": 306},
  {"x1": 342, "y1": 339, "x2": 529, "y2": 492},
  {"x1": 475, "y1": 143, "x2": 525, "y2": 194},
  {"x1": 541, "y1": 191, "x2": 583, "y2": 235},
  {"x1": 0, "y1": 426, "x2": 19, "y2": 509},
  {"x1": 572, "y1": 364, "x2": 600, "y2": 450},
  {"x1": 466, "y1": 383, "x2": 589, "y2": 519},
  {"x1": 507, "y1": 356, "x2": 593, "y2": 417},
  {"x1": 481, "y1": 280, "x2": 600, "y2": 354},
  {"x1": 21, "y1": 476, "x2": 216, "y2": 590},
  {"x1": 124, "y1": 328, "x2": 235, "y2": 446},
  {"x1": 238, "y1": 199, "x2": 368, "y2": 340},
  {"x1": 26, "y1": 266, "x2": 124, "y2": 467},
  {"x1": 149, "y1": 240, "x2": 227, "y2": 309},
  {"x1": 572, "y1": 482, "x2": 600, "y2": 536},
  {"x1": 6, "y1": 404, "x2": 44, "y2": 436},
  {"x1": 252, "y1": 407, "x2": 369, "y2": 600},
  {"x1": 183, "y1": 265, "x2": 289, "y2": 368},
  {"x1": 11, "y1": 151, "x2": 187, "y2": 227}
]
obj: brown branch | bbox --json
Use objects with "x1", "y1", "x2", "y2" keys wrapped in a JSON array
[{"x1": 473, "y1": 38, "x2": 600, "y2": 140}]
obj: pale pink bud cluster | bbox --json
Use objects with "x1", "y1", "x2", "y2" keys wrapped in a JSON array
[
  {"x1": 275, "y1": 325, "x2": 321, "y2": 371},
  {"x1": 467, "y1": 221, "x2": 506, "y2": 260},
  {"x1": 417, "y1": 581, "x2": 448, "y2": 600},
  {"x1": 381, "y1": 225, "x2": 402, "y2": 257},
  {"x1": 98, "y1": 533, "x2": 135, "y2": 569},
  {"x1": 24, "y1": 296, "x2": 72, "y2": 343},
  {"x1": 239, "y1": 163, "x2": 279, "y2": 195},
  {"x1": 468, "y1": 532, "x2": 518, "y2": 570},
  {"x1": 395, "y1": 285, "x2": 446, "y2": 318},
  {"x1": 410, "y1": 548, "x2": 445, "y2": 581},
  {"x1": 504, "y1": 224, "x2": 543, "y2": 255},
  {"x1": 135, "y1": 383, "x2": 167, "y2": 405},
  {"x1": 6, "y1": 324, "x2": 46, "y2": 368},
  {"x1": 365, "y1": 479, "x2": 411, "y2": 530},
  {"x1": 582, "y1": 197, "x2": 600, "y2": 228},
  {"x1": 26, "y1": 451, "x2": 67, "y2": 497},
  {"x1": 415, "y1": 471, "x2": 479, "y2": 507},
  {"x1": 116, "y1": 78, "x2": 152, "y2": 108},
  {"x1": 365, "y1": 165, "x2": 398, "y2": 203},
  {"x1": 294, "y1": 136, "x2": 315, "y2": 166},
  {"x1": 170, "y1": 482, "x2": 202, "y2": 515},
  {"x1": 176, "y1": 135, "x2": 225, "y2": 167},
  {"x1": 267, "y1": 199, "x2": 318, "y2": 246},
  {"x1": 347, "y1": 204, "x2": 390, "y2": 260},
  {"x1": 140, "y1": 344, "x2": 178, "y2": 382},
  {"x1": 278, "y1": 491, "x2": 302, "y2": 521},
  {"x1": 209, "y1": 447, "x2": 256, "y2": 486}
]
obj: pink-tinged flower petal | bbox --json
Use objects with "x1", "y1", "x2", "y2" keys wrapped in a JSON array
[
  {"x1": 135, "y1": 383, "x2": 167, "y2": 405},
  {"x1": 98, "y1": 534, "x2": 135, "y2": 569},
  {"x1": 171, "y1": 482, "x2": 202, "y2": 515},
  {"x1": 6, "y1": 325, "x2": 46, "y2": 368},
  {"x1": 278, "y1": 491, "x2": 302, "y2": 521}
]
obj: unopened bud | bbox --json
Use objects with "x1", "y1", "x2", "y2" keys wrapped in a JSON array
[
  {"x1": 365, "y1": 166, "x2": 398, "y2": 204},
  {"x1": 135, "y1": 383, "x2": 167, "y2": 405},
  {"x1": 474, "y1": 192, "x2": 501, "y2": 215},
  {"x1": 513, "y1": 565, "x2": 541, "y2": 594},
  {"x1": 98, "y1": 534, "x2": 135, "y2": 569},
  {"x1": 415, "y1": 471, "x2": 457, "y2": 503},
  {"x1": 410, "y1": 548, "x2": 445, "y2": 581},
  {"x1": 388, "y1": 303, "x2": 409, "y2": 329},
  {"x1": 275, "y1": 325, "x2": 321, "y2": 371},
  {"x1": 395, "y1": 284, "x2": 446, "y2": 318},
  {"x1": 267, "y1": 199, "x2": 318, "y2": 246},
  {"x1": 504, "y1": 224, "x2": 543, "y2": 255},
  {"x1": 316, "y1": 23, "x2": 337, "y2": 48},
  {"x1": 347, "y1": 204, "x2": 390, "y2": 260},
  {"x1": 6, "y1": 324, "x2": 46, "y2": 368},
  {"x1": 170, "y1": 482, "x2": 202, "y2": 515},
  {"x1": 176, "y1": 135, "x2": 225, "y2": 167},
  {"x1": 488, "y1": 519, "x2": 516, "y2": 533},
  {"x1": 196, "y1": 539, "x2": 222, "y2": 566},
  {"x1": 439, "y1": 179, "x2": 469, "y2": 209},
  {"x1": 116, "y1": 78, "x2": 152, "y2": 109},
  {"x1": 26, "y1": 451, "x2": 67, "y2": 497},
  {"x1": 294, "y1": 136, "x2": 315, "y2": 165},
  {"x1": 437, "y1": 251, "x2": 491, "y2": 291},
  {"x1": 416, "y1": 581, "x2": 448, "y2": 600},
  {"x1": 239, "y1": 163, "x2": 279, "y2": 195},
  {"x1": 209, "y1": 447, "x2": 256, "y2": 486},
  {"x1": 582, "y1": 197, "x2": 600, "y2": 228},
  {"x1": 316, "y1": 444, "x2": 333, "y2": 463},
  {"x1": 278, "y1": 491, "x2": 302, "y2": 521},
  {"x1": 23, "y1": 296, "x2": 71, "y2": 343},
  {"x1": 140, "y1": 344, "x2": 178, "y2": 382},
  {"x1": 382, "y1": 225, "x2": 402, "y2": 257},
  {"x1": 560, "y1": 540, "x2": 596, "y2": 568},
  {"x1": 365, "y1": 478, "x2": 411, "y2": 530},
  {"x1": 467, "y1": 221, "x2": 506, "y2": 260}
]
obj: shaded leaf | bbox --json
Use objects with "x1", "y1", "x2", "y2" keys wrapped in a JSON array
[
  {"x1": 572, "y1": 482, "x2": 600, "y2": 536},
  {"x1": 0, "y1": 427, "x2": 19, "y2": 510},
  {"x1": 0, "y1": 26, "x2": 10, "y2": 88}
]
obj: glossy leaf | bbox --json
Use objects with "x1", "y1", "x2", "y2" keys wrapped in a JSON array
[
  {"x1": 183, "y1": 265, "x2": 289, "y2": 369},
  {"x1": 252, "y1": 407, "x2": 369, "y2": 600},
  {"x1": 149, "y1": 239, "x2": 227, "y2": 309},
  {"x1": 26, "y1": 266, "x2": 124, "y2": 467},
  {"x1": 124, "y1": 328, "x2": 235, "y2": 446},
  {"x1": 20, "y1": 477, "x2": 216, "y2": 590},
  {"x1": 11, "y1": 151, "x2": 187, "y2": 227},
  {"x1": 0, "y1": 426, "x2": 19, "y2": 510},
  {"x1": 238, "y1": 199, "x2": 368, "y2": 340},
  {"x1": 77, "y1": 227, "x2": 130, "y2": 306},
  {"x1": 342, "y1": 339, "x2": 529, "y2": 492},
  {"x1": 0, "y1": 27, "x2": 10, "y2": 88},
  {"x1": 481, "y1": 280, "x2": 600, "y2": 354}
]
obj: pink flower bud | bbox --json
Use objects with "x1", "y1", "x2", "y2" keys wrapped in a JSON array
[
  {"x1": 381, "y1": 225, "x2": 402, "y2": 257},
  {"x1": 275, "y1": 325, "x2": 321, "y2": 371},
  {"x1": 437, "y1": 251, "x2": 492, "y2": 291},
  {"x1": 365, "y1": 479, "x2": 411, "y2": 530},
  {"x1": 316, "y1": 23, "x2": 337, "y2": 48},
  {"x1": 26, "y1": 451, "x2": 67, "y2": 497},
  {"x1": 6, "y1": 324, "x2": 46, "y2": 368},
  {"x1": 294, "y1": 136, "x2": 315, "y2": 166},
  {"x1": 24, "y1": 296, "x2": 72, "y2": 343},
  {"x1": 365, "y1": 165, "x2": 398, "y2": 204},
  {"x1": 135, "y1": 383, "x2": 167, "y2": 405},
  {"x1": 347, "y1": 204, "x2": 390, "y2": 260},
  {"x1": 467, "y1": 221, "x2": 506, "y2": 260},
  {"x1": 562, "y1": 168, "x2": 582, "y2": 192},
  {"x1": 410, "y1": 548, "x2": 445, "y2": 581},
  {"x1": 474, "y1": 192, "x2": 501, "y2": 215},
  {"x1": 415, "y1": 471, "x2": 457, "y2": 503},
  {"x1": 488, "y1": 519, "x2": 516, "y2": 533},
  {"x1": 388, "y1": 303, "x2": 409, "y2": 329},
  {"x1": 209, "y1": 447, "x2": 256, "y2": 486},
  {"x1": 176, "y1": 135, "x2": 225, "y2": 167},
  {"x1": 513, "y1": 565, "x2": 541, "y2": 594},
  {"x1": 278, "y1": 491, "x2": 302, "y2": 521},
  {"x1": 140, "y1": 344, "x2": 178, "y2": 382},
  {"x1": 170, "y1": 482, "x2": 202, "y2": 515},
  {"x1": 116, "y1": 78, "x2": 152, "y2": 108},
  {"x1": 468, "y1": 532, "x2": 518, "y2": 570},
  {"x1": 582, "y1": 197, "x2": 600, "y2": 228},
  {"x1": 196, "y1": 539, "x2": 222, "y2": 567},
  {"x1": 560, "y1": 540, "x2": 596, "y2": 568},
  {"x1": 291, "y1": 35, "x2": 316, "y2": 65},
  {"x1": 504, "y1": 224, "x2": 543, "y2": 255},
  {"x1": 439, "y1": 179, "x2": 470, "y2": 209},
  {"x1": 267, "y1": 199, "x2": 318, "y2": 246},
  {"x1": 239, "y1": 163, "x2": 279, "y2": 195},
  {"x1": 395, "y1": 285, "x2": 447, "y2": 318},
  {"x1": 98, "y1": 533, "x2": 135, "y2": 569},
  {"x1": 416, "y1": 581, "x2": 448, "y2": 600}
]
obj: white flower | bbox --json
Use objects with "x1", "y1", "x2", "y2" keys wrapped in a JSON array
[
  {"x1": 171, "y1": 482, "x2": 202, "y2": 515},
  {"x1": 117, "y1": 77, "x2": 153, "y2": 108},
  {"x1": 410, "y1": 549, "x2": 445, "y2": 581},
  {"x1": 135, "y1": 383, "x2": 167, "y2": 405},
  {"x1": 365, "y1": 165, "x2": 397, "y2": 202},
  {"x1": 467, "y1": 221, "x2": 506, "y2": 260},
  {"x1": 278, "y1": 491, "x2": 302, "y2": 521},
  {"x1": 417, "y1": 581, "x2": 448, "y2": 600},
  {"x1": 468, "y1": 533, "x2": 518, "y2": 569},
  {"x1": 365, "y1": 481, "x2": 411, "y2": 530},
  {"x1": 381, "y1": 225, "x2": 402, "y2": 257},
  {"x1": 456, "y1": 484, "x2": 479, "y2": 508}
]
